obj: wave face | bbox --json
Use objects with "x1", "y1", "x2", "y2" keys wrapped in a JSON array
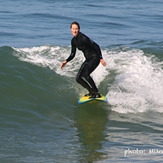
[{"x1": 10, "y1": 45, "x2": 163, "y2": 113}]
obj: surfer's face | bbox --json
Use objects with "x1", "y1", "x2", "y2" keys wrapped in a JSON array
[{"x1": 71, "y1": 24, "x2": 79, "y2": 37}]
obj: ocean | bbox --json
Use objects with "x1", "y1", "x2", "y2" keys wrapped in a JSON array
[{"x1": 0, "y1": 0, "x2": 163, "y2": 162}]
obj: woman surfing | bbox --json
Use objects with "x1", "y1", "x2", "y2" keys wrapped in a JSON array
[{"x1": 61, "y1": 22, "x2": 106, "y2": 98}]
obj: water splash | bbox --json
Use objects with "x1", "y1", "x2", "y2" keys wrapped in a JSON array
[{"x1": 104, "y1": 48, "x2": 163, "y2": 113}]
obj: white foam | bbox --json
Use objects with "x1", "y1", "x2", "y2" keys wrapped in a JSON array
[
  {"x1": 14, "y1": 45, "x2": 81, "y2": 77},
  {"x1": 104, "y1": 48, "x2": 163, "y2": 113},
  {"x1": 14, "y1": 45, "x2": 108, "y2": 80},
  {"x1": 91, "y1": 62, "x2": 108, "y2": 86}
]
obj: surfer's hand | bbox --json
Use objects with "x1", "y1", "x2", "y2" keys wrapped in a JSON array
[
  {"x1": 100, "y1": 59, "x2": 106, "y2": 67},
  {"x1": 61, "y1": 61, "x2": 67, "y2": 69}
]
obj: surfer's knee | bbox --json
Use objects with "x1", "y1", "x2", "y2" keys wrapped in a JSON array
[{"x1": 82, "y1": 73, "x2": 90, "y2": 81}]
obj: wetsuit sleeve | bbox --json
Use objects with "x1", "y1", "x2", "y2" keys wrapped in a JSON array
[
  {"x1": 83, "y1": 34, "x2": 103, "y2": 59},
  {"x1": 66, "y1": 38, "x2": 76, "y2": 62},
  {"x1": 90, "y1": 40, "x2": 103, "y2": 59}
]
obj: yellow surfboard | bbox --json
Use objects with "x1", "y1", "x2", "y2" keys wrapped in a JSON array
[{"x1": 78, "y1": 94, "x2": 107, "y2": 104}]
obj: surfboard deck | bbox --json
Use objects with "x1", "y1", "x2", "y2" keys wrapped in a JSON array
[{"x1": 78, "y1": 94, "x2": 107, "y2": 104}]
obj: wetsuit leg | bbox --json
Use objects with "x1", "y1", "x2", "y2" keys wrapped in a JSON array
[
  {"x1": 76, "y1": 58, "x2": 100, "y2": 93},
  {"x1": 76, "y1": 60, "x2": 93, "y2": 93}
]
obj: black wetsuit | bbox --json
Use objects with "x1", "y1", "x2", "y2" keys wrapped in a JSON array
[{"x1": 66, "y1": 32, "x2": 103, "y2": 95}]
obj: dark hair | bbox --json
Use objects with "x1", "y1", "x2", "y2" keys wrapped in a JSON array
[{"x1": 70, "y1": 22, "x2": 80, "y2": 30}]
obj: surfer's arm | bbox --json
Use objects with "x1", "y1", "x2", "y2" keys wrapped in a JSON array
[
  {"x1": 61, "y1": 39, "x2": 76, "y2": 69},
  {"x1": 83, "y1": 34, "x2": 103, "y2": 60},
  {"x1": 66, "y1": 39, "x2": 76, "y2": 62},
  {"x1": 91, "y1": 41, "x2": 103, "y2": 59},
  {"x1": 86, "y1": 37, "x2": 106, "y2": 66},
  {"x1": 90, "y1": 40, "x2": 106, "y2": 66}
]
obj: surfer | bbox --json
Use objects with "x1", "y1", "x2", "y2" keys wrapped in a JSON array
[{"x1": 61, "y1": 22, "x2": 106, "y2": 98}]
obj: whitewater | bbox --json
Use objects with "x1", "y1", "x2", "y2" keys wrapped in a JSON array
[{"x1": 14, "y1": 45, "x2": 163, "y2": 113}]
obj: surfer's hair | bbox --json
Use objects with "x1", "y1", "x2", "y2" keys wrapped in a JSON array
[{"x1": 70, "y1": 22, "x2": 80, "y2": 30}]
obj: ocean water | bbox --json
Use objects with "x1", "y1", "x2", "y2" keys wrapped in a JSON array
[{"x1": 0, "y1": 0, "x2": 163, "y2": 162}]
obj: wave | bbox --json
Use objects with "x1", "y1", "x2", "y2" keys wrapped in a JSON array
[
  {"x1": 1, "y1": 45, "x2": 163, "y2": 114},
  {"x1": 104, "y1": 47, "x2": 163, "y2": 113}
]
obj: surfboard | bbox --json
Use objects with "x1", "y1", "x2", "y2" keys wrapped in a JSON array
[{"x1": 78, "y1": 94, "x2": 108, "y2": 104}]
